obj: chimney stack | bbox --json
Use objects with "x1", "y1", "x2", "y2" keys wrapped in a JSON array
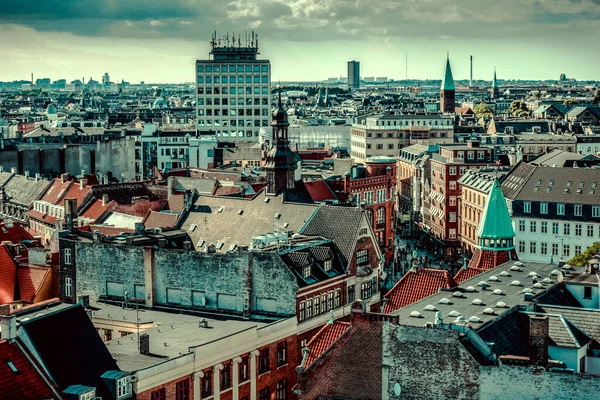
[
  {"x1": 64, "y1": 198, "x2": 78, "y2": 232},
  {"x1": 135, "y1": 222, "x2": 145, "y2": 235},
  {"x1": 80, "y1": 179, "x2": 88, "y2": 189},
  {"x1": 0, "y1": 315, "x2": 17, "y2": 341},
  {"x1": 139, "y1": 333, "x2": 150, "y2": 355},
  {"x1": 529, "y1": 315, "x2": 549, "y2": 367},
  {"x1": 61, "y1": 173, "x2": 70, "y2": 183}
]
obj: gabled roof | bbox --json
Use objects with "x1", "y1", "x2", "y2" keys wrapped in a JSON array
[
  {"x1": 303, "y1": 321, "x2": 352, "y2": 370},
  {"x1": 59, "y1": 183, "x2": 91, "y2": 207},
  {"x1": 0, "y1": 244, "x2": 18, "y2": 304},
  {"x1": 477, "y1": 179, "x2": 515, "y2": 240},
  {"x1": 142, "y1": 210, "x2": 179, "y2": 229},
  {"x1": 304, "y1": 180, "x2": 338, "y2": 203},
  {"x1": 40, "y1": 178, "x2": 73, "y2": 205},
  {"x1": 19, "y1": 304, "x2": 120, "y2": 391},
  {"x1": 300, "y1": 206, "x2": 371, "y2": 265},
  {"x1": 383, "y1": 268, "x2": 458, "y2": 313},
  {"x1": 441, "y1": 57, "x2": 455, "y2": 91},
  {"x1": 454, "y1": 266, "x2": 488, "y2": 284},
  {"x1": 17, "y1": 265, "x2": 51, "y2": 303},
  {"x1": 0, "y1": 340, "x2": 57, "y2": 399},
  {"x1": 538, "y1": 305, "x2": 600, "y2": 340},
  {"x1": 79, "y1": 199, "x2": 115, "y2": 222},
  {"x1": 0, "y1": 222, "x2": 34, "y2": 243}
]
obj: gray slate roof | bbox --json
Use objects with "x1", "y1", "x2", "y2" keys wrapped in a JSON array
[
  {"x1": 1, "y1": 174, "x2": 51, "y2": 207},
  {"x1": 180, "y1": 190, "x2": 318, "y2": 251},
  {"x1": 172, "y1": 177, "x2": 216, "y2": 194},
  {"x1": 530, "y1": 149, "x2": 585, "y2": 167},
  {"x1": 300, "y1": 206, "x2": 369, "y2": 265},
  {"x1": 538, "y1": 305, "x2": 600, "y2": 340}
]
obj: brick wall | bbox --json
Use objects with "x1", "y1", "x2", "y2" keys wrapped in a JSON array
[
  {"x1": 137, "y1": 374, "x2": 194, "y2": 400},
  {"x1": 297, "y1": 312, "x2": 383, "y2": 399}
]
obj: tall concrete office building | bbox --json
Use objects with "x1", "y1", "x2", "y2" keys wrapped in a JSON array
[
  {"x1": 195, "y1": 32, "x2": 271, "y2": 141},
  {"x1": 347, "y1": 60, "x2": 360, "y2": 89}
]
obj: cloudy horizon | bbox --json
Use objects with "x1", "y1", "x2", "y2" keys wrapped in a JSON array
[{"x1": 2, "y1": 0, "x2": 599, "y2": 84}]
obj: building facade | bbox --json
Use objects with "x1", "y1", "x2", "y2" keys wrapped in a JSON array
[
  {"x1": 195, "y1": 33, "x2": 271, "y2": 142},
  {"x1": 347, "y1": 61, "x2": 360, "y2": 89}
]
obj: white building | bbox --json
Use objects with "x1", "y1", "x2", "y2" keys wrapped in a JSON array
[{"x1": 195, "y1": 33, "x2": 271, "y2": 142}]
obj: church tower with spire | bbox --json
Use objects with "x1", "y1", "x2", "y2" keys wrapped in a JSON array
[
  {"x1": 455, "y1": 177, "x2": 518, "y2": 282},
  {"x1": 491, "y1": 68, "x2": 499, "y2": 99},
  {"x1": 264, "y1": 91, "x2": 297, "y2": 196},
  {"x1": 440, "y1": 55, "x2": 455, "y2": 113}
]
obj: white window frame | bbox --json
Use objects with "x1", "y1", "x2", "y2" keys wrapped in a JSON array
[
  {"x1": 117, "y1": 377, "x2": 131, "y2": 398},
  {"x1": 65, "y1": 277, "x2": 72, "y2": 297},
  {"x1": 64, "y1": 248, "x2": 72, "y2": 265},
  {"x1": 593, "y1": 206, "x2": 600, "y2": 218},
  {"x1": 540, "y1": 202, "x2": 548, "y2": 214},
  {"x1": 574, "y1": 204, "x2": 582, "y2": 216},
  {"x1": 557, "y1": 203, "x2": 565, "y2": 216},
  {"x1": 523, "y1": 202, "x2": 531, "y2": 213}
]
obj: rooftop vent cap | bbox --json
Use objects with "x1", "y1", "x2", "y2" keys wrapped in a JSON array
[
  {"x1": 542, "y1": 278, "x2": 553, "y2": 284},
  {"x1": 448, "y1": 310, "x2": 460, "y2": 317},
  {"x1": 500, "y1": 271, "x2": 511, "y2": 277},
  {"x1": 514, "y1": 261, "x2": 523, "y2": 267},
  {"x1": 439, "y1": 298, "x2": 452, "y2": 305},
  {"x1": 533, "y1": 283, "x2": 544, "y2": 289},
  {"x1": 264, "y1": 198, "x2": 270, "y2": 203},
  {"x1": 472, "y1": 299, "x2": 483, "y2": 305},
  {"x1": 465, "y1": 286, "x2": 476, "y2": 292},
  {"x1": 454, "y1": 316, "x2": 466, "y2": 324},
  {"x1": 492, "y1": 289, "x2": 504, "y2": 295},
  {"x1": 423, "y1": 305, "x2": 438, "y2": 312},
  {"x1": 528, "y1": 272, "x2": 538, "y2": 277},
  {"x1": 550, "y1": 270, "x2": 561, "y2": 276},
  {"x1": 217, "y1": 207, "x2": 223, "y2": 213},
  {"x1": 483, "y1": 308, "x2": 495, "y2": 315},
  {"x1": 409, "y1": 311, "x2": 422, "y2": 318},
  {"x1": 489, "y1": 276, "x2": 499, "y2": 282},
  {"x1": 522, "y1": 288, "x2": 533, "y2": 294},
  {"x1": 452, "y1": 291, "x2": 464, "y2": 298},
  {"x1": 478, "y1": 281, "x2": 488, "y2": 288},
  {"x1": 468, "y1": 316, "x2": 483, "y2": 323},
  {"x1": 511, "y1": 280, "x2": 521, "y2": 286},
  {"x1": 510, "y1": 265, "x2": 521, "y2": 271},
  {"x1": 496, "y1": 301, "x2": 507, "y2": 308},
  {"x1": 238, "y1": 209, "x2": 243, "y2": 215}
]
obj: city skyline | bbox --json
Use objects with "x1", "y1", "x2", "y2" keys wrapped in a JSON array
[{"x1": 2, "y1": 1, "x2": 600, "y2": 83}]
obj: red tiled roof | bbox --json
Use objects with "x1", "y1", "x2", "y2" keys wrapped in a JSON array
[
  {"x1": 213, "y1": 185, "x2": 243, "y2": 196},
  {"x1": 454, "y1": 267, "x2": 488, "y2": 284},
  {"x1": 40, "y1": 179, "x2": 73, "y2": 205},
  {"x1": 304, "y1": 180, "x2": 337, "y2": 203},
  {"x1": 0, "y1": 340, "x2": 56, "y2": 399},
  {"x1": 383, "y1": 268, "x2": 458, "y2": 313},
  {"x1": 17, "y1": 265, "x2": 51, "y2": 303},
  {"x1": 304, "y1": 321, "x2": 352, "y2": 370},
  {"x1": 113, "y1": 200, "x2": 165, "y2": 217},
  {"x1": 79, "y1": 199, "x2": 114, "y2": 222},
  {"x1": 142, "y1": 210, "x2": 179, "y2": 229},
  {"x1": 78, "y1": 225, "x2": 135, "y2": 236},
  {"x1": 0, "y1": 223, "x2": 34, "y2": 243},
  {"x1": 0, "y1": 244, "x2": 17, "y2": 304},
  {"x1": 164, "y1": 193, "x2": 185, "y2": 212},
  {"x1": 455, "y1": 107, "x2": 474, "y2": 115},
  {"x1": 9, "y1": 297, "x2": 61, "y2": 315},
  {"x1": 59, "y1": 183, "x2": 91, "y2": 207}
]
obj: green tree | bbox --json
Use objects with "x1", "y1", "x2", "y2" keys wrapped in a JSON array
[
  {"x1": 474, "y1": 103, "x2": 494, "y2": 117},
  {"x1": 507, "y1": 100, "x2": 529, "y2": 117},
  {"x1": 593, "y1": 89, "x2": 600, "y2": 105},
  {"x1": 567, "y1": 242, "x2": 600, "y2": 267}
]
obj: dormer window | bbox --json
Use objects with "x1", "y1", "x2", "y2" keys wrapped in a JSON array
[
  {"x1": 324, "y1": 260, "x2": 332, "y2": 272},
  {"x1": 117, "y1": 377, "x2": 132, "y2": 398},
  {"x1": 80, "y1": 391, "x2": 96, "y2": 400},
  {"x1": 302, "y1": 265, "x2": 311, "y2": 279}
]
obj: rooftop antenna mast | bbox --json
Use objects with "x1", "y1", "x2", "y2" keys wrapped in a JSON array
[{"x1": 405, "y1": 52, "x2": 408, "y2": 81}]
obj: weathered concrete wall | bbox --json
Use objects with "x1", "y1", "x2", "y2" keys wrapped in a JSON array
[
  {"x1": 383, "y1": 324, "x2": 480, "y2": 400},
  {"x1": 73, "y1": 242, "x2": 297, "y2": 317},
  {"x1": 21, "y1": 150, "x2": 41, "y2": 175},
  {"x1": 480, "y1": 365, "x2": 600, "y2": 400},
  {"x1": 96, "y1": 139, "x2": 136, "y2": 181},
  {"x1": 65, "y1": 146, "x2": 93, "y2": 176},
  {"x1": 42, "y1": 148, "x2": 61, "y2": 175},
  {"x1": 0, "y1": 150, "x2": 19, "y2": 172}
]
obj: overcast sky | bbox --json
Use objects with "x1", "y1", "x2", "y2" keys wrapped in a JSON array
[{"x1": 1, "y1": 0, "x2": 599, "y2": 83}]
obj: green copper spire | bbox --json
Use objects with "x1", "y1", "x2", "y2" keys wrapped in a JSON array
[
  {"x1": 492, "y1": 68, "x2": 498, "y2": 89},
  {"x1": 477, "y1": 178, "x2": 515, "y2": 250},
  {"x1": 441, "y1": 55, "x2": 455, "y2": 91}
]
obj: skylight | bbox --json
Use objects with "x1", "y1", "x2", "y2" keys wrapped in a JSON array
[{"x1": 7, "y1": 361, "x2": 18, "y2": 373}]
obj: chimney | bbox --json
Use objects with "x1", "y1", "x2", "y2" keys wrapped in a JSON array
[
  {"x1": 35, "y1": 173, "x2": 40, "y2": 181},
  {"x1": 102, "y1": 194, "x2": 109, "y2": 206},
  {"x1": 60, "y1": 173, "x2": 70, "y2": 183},
  {"x1": 183, "y1": 241, "x2": 192, "y2": 250},
  {"x1": 64, "y1": 198, "x2": 77, "y2": 232},
  {"x1": 0, "y1": 315, "x2": 17, "y2": 341},
  {"x1": 135, "y1": 222, "x2": 145, "y2": 235},
  {"x1": 24, "y1": 170, "x2": 29, "y2": 178},
  {"x1": 10, "y1": 167, "x2": 16, "y2": 174},
  {"x1": 529, "y1": 315, "x2": 549, "y2": 367},
  {"x1": 78, "y1": 295, "x2": 90, "y2": 308},
  {"x1": 143, "y1": 247, "x2": 156, "y2": 307},
  {"x1": 80, "y1": 179, "x2": 88, "y2": 189},
  {"x1": 167, "y1": 176, "x2": 175, "y2": 194},
  {"x1": 139, "y1": 333, "x2": 150, "y2": 355},
  {"x1": 207, "y1": 243, "x2": 217, "y2": 254},
  {"x1": 93, "y1": 229, "x2": 101, "y2": 243}
]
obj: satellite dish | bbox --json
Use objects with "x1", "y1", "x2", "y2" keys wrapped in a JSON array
[
  {"x1": 394, "y1": 383, "x2": 401, "y2": 396},
  {"x1": 200, "y1": 296, "x2": 207, "y2": 306}
]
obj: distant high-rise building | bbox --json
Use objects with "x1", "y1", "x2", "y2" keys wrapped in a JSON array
[
  {"x1": 195, "y1": 31, "x2": 271, "y2": 141},
  {"x1": 102, "y1": 73, "x2": 110, "y2": 86},
  {"x1": 347, "y1": 61, "x2": 360, "y2": 89},
  {"x1": 440, "y1": 55, "x2": 455, "y2": 113}
]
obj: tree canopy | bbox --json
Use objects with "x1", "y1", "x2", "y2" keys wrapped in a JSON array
[
  {"x1": 507, "y1": 100, "x2": 529, "y2": 117},
  {"x1": 474, "y1": 103, "x2": 494, "y2": 117},
  {"x1": 567, "y1": 242, "x2": 600, "y2": 267}
]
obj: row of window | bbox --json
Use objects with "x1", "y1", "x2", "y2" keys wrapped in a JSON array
[
  {"x1": 197, "y1": 64, "x2": 269, "y2": 73},
  {"x1": 199, "y1": 108, "x2": 269, "y2": 116},
  {"x1": 198, "y1": 120, "x2": 269, "y2": 128},
  {"x1": 517, "y1": 220, "x2": 598, "y2": 237},
  {"x1": 352, "y1": 191, "x2": 388, "y2": 206},
  {"x1": 298, "y1": 289, "x2": 342, "y2": 321},
  {"x1": 522, "y1": 201, "x2": 600, "y2": 217},
  {"x1": 198, "y1": 75, "x2": 269, "y2": 84},
  {"x1": 373, "y1": 119, "x2": 452, "y2": 126},
  {"x1": 302, "y1": 259, "x2": 332, "y2": 279},
  {"x1": 199, "y1": 97, "x2": 269, "y2": 106},
  {"x1": 517, "y1": 241, "x2": 582, "y2": 258},
  {"x1": 198, "y1": 86, "x2": 269, "y2": 95}
]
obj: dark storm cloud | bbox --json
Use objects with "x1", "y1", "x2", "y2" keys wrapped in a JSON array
[{"x1": 1, "y1": 0, "x2": 599, "y2": 41}]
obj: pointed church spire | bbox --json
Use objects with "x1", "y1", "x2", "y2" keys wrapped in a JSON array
[
  {"x1": 493, "y1": 68, "x2": 498, "y2": 89},
  {"x1": 441, "y1": 56, "x2": 455, "y2": 91},
  {"x1": 476, "y1": 178, "x2": 515, "y2": 249}
]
